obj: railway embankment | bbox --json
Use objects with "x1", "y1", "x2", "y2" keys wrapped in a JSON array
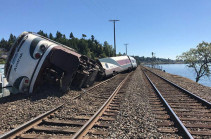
[
  {"x1": 108, "y1": 66, "x2": 184, "y2": 138},
  {"x1": 148, "y1": 67, "x2": 211, "y2": 103},
  {"x1": 108, "y1": 66, "x2": 161, "y2": 138},
  {"x1": 0, "y1": 65, "x2": 211, "y2": 138},
  {"x1": 0, "y1": 73, "x2": 128, "y2": 135},
  {"x1": 108, "y1": 65, "x2": 211, "y2": 138}
]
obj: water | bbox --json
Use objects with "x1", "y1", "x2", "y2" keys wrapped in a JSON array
[
  {"x1": 0, "y1": 64, "x2": 4, "y2": 74},
  {"x1": 157, "y1": 64, "x2": 211, "y2": 87}
]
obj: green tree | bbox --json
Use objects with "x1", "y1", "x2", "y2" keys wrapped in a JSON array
[
  {"x1": 82, "y1": 34, "x2": 87, "y2": 39},
  {"x1": 94, "y1": 44, "x2": 103, "y2": 58},
  {"x1": 91, "y1": 35, "x2": 95, "y2": 42},
  {"x1": 103, "y1": 41, "x2": 114, "y2": 57},
  {"x1": 49, "y1": 33, "x2": 54, "y2": 40},
  {"x1": 37, "y1": 30, "x2": 48, "y2": 37},
  {"x1": 0, "y1": 30, "x2": 115, "y2": 60},
  {"x1": 55, "y1": 31, "x2": 62, "y2": 40},
  {"x1": 117, "y1": 52, "x2": 122, "y2": 56},
  {"x1": 177, "y1": 41, "x2": 211, "y2": 82},
  {"x1": 78, "y1": 39, "x2": 89, "y2": 55},
  {"x1": 7, "y1": 34, "x2": 16, "y2": 51},
  {"x1": 8, "y1": 34, "x2": 16, "y2": 42},
  {"x1": 0, "y1": 38, "x2": 8, "y2": 50},
  {"x1": 69, "y1": 32, "x2": 74, "y2": 39}
]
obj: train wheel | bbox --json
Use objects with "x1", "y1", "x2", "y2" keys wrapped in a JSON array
[{"x1": 113, "y1": 71, "x2": 117, "y2": 76}]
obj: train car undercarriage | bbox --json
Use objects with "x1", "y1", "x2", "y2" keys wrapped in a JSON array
[{"x1": 34, "y1": 46, "x2": 104, "y2": 92}]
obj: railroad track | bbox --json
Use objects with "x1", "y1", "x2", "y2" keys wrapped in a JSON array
[
  {"x1": 142, "y1": 67, "x2": 211, "y2": 138},
  {"x1": 0, "y1": 73, "x2": 131, "y2": 139},
  {"x1": 72, "y1": 75, "x2": 116, "y2": 100}
]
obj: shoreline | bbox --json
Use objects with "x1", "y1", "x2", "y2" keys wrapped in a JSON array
[{"x1": 145, "y1": 64, "x2": 211, "y2": 88}]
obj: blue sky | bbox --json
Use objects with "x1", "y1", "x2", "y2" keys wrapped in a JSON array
[{"x1": 1, "y1": 0, "x2": 211, "y2": 59}]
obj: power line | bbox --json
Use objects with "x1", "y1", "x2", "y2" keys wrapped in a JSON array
[{"x1": 109, "y1": 19, "x2": 120, "y2": 56}]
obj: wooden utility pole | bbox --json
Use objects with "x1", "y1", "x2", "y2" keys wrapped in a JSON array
[
  {"x1": 109, "y1": 19, "x2": 120, "y2": 56},
  {"x1": 124, "y1": 43, "x2": 128, "y2": 55}
]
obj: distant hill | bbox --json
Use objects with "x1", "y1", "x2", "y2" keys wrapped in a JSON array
[{"x1": 133, "y1": 56, "x2": 184, "y2": 65}]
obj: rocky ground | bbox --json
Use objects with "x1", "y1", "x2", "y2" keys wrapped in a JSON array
[
  {"x1": 149, "y1": 67, "x2": 211, "y2": 103},
  {"x1": 108, "y1": 66, "x2": 160, "y2": 138},
  {"x1": 0, "y1": 65, "x2": 210, "y2": 138},
  {"x1": 0, "y1": 74, "x2": 126, "y2": 134},
  {"x1": 108, "y1": 65, "x2": 210, "y2": 138}
]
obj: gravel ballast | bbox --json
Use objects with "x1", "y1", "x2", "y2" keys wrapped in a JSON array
[
  {"x1": 108, "y1": 66, "x2": 161, "y2": 138},
  {"x1": 0, "y1": 74, "x2": 127, "y2": 134},
  {"x1": 148, "y1": 67, "x2": 211, "y2": 103},
  {"x1": 1, "y1": 65, "x2": 210, "y2": 138}
]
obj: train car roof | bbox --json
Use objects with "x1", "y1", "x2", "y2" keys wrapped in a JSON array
[
  {"x1": 99, "y1": 55, "x2": 129, "y2": 61},
  {"x1": 129, "y1": 56, "x2": 136, "y2": 60}
]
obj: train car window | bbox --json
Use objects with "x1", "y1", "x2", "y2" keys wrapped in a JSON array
[
  {"x1": 105, "y1": 63, "x2": 109, "y2": 68},
  {"x1": 30, "y1": 37, "x2": 43, "y2": 59}
]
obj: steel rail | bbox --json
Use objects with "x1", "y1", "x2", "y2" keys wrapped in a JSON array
[
  {"x1": 143, "y1": 71, "x2": 193, "y2": 139},
  {"x1": 0, "y1": 104, "x2": 64, "y2": 139},
  {"x1": 72, "y1": 73, "x2": 131, "y2": 139},
  {"x1": 144, "y1": 67, "x2": 211, "y2": 108},
  {"x1": 72, "y1": 76, "x2": 116, "y2": 100}
]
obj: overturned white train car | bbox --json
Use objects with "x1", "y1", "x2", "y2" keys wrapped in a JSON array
[
  {"x1": 4, "y1": 32, "x2": 104, "y2": 93},
  {"x1": 99, "y1": 55, "x2": 137, "y2": 77}
]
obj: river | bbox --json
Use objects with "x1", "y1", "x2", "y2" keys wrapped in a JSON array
[{"x1": 155, "y1": 64, "x2": 211, "y2": 87}]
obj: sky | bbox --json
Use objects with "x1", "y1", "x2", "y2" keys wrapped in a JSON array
[{"x1": 1, "y1": 0, "x2": 211, "y2": 59}]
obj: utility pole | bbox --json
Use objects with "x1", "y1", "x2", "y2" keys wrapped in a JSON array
[
  {"x1": 109, "y1": 19, "x2": 120, "y2": 56},
  {"x1": 151, "y1": 52, "x2": 156, "y2": 68},
  {"x1": 124, "y1": 43, "x2": 128, "y2": 55}
]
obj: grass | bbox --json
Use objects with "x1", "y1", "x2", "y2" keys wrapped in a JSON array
[{"x1": 0, "y1": 59, "x2": 6, "y2": 64}]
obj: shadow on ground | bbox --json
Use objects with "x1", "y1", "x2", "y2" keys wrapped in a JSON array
[{"x1": 0, "y1": 84, "x2": 65, "y2": 104}]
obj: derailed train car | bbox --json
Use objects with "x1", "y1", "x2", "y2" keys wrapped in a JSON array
[
  {"x1": 4, "y1": 32, "x2": 104, "y2": 93},
  {"x1": 98, "y1": 55, "x2": 137, "y2": 77}
]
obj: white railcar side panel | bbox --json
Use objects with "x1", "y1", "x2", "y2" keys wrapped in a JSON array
[
  {"x1": 29, "y1": 45, "x2": 56, "y2": 93},
  {"x1": 129, "y1": 56, "x2": 137, "y2": 68},
  {"x1": 9, "y1": 34, "x2": 37, "y2": 84},
  {"x1": 110, "y1": 56, "x2": 129, "y2": 61},
  {"x1": 101, "y1": 62, "x2": 122, "y2": 76}
]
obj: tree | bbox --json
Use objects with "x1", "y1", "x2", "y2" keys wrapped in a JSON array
[
  {"x1": 8, "y1": 34, "x2": 16, "y2": 42},
  {"x1": 49, "y1": 33, "x2": 54, "y2": 40},
  {"x1": 82, "y1": 34, "x2": 87, "y2": 39},
  {"x1": 0, "y1": 38, "x2": 8, "y2": 50},
  {"x1": 62, "y1": 34, "x2": 66, "y2": 39},
  {"x1": 117, "y1": 52, "x2": 122, "y2": 56},
  {"x1": 0, "y1": 30, "x2": 115, "y2": 59},
  {"x1": 103, "y1": 41, "x2": 112, "y2": 57},
  {"x1": 91, "y1": 35, "x2": 95, "y2": 42},
  {"x1": 55, "y1": 31, "x2": 62, "y2": 40},
  {"x1": 177, "y1": 41, "x2": 211, "y2": 82},
  {"x1": 7, "y1": 34, "x2": 16, "y2": 51},
  {"x1": 78, "y1": 39, "x2": 88, "y2": 55},
  {"x1": 37, "y1": 30, "x2": 48, "y2": 37},
  {"x1": 96, "y1": 44, "x2": 103, "y2": 57},
  {"x1": 69, "y1": 32, "x2": 74, "y2": 39}
]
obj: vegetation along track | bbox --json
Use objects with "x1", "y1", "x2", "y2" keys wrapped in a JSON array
[
  {"x1": 0, "y1": 73, "x2": 131, "y2": 139},
  {"x1": 142, "y1": 67, "x2": 211, "y2": 139}
]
